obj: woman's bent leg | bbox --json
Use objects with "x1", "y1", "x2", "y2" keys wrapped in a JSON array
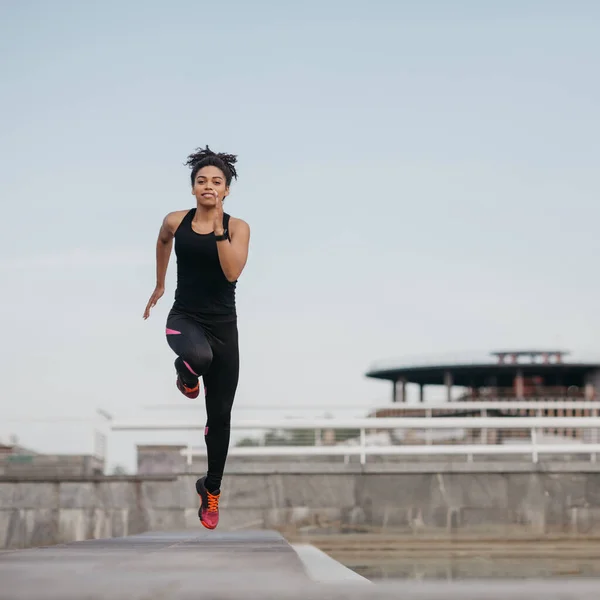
[{"x1": 165, "y1": 311, "x2": 213, "y2": 394}]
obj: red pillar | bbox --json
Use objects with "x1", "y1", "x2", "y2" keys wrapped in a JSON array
[{"x1": 514, "y1": 369, "x2": 524, "y2": 398}]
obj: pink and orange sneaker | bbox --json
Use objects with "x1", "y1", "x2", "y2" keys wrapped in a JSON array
[
  {"x1": 196, "y1": 476, "x2": 220, "y2": 530},
  {"x1": 176, "y1": 375, "x2": 200, "y2": 399}
]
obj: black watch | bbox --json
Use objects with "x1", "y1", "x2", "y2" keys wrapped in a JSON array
[{"x1": 214, "y1": 230, "x2": 228, "y2": 241}]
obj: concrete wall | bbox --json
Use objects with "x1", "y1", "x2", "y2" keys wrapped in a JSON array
[{"x1": 3, "y1": 463, "x2": 600, "y2": 549}]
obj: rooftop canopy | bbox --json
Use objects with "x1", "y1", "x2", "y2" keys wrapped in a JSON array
[{"x1": 365, "y1": 350, "x2": 600, "y2": 388}]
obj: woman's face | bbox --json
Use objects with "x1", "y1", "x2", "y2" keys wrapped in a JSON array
[{"x1": 192, "y1": 165, "x2": 229, "y2": 206}]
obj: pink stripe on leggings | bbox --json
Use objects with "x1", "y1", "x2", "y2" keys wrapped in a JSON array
[
  {"x1": 183, "y1": 360, "x2": 198, "y2": 376},
  {"x1": 166, "y1": 328, "x2": 181, "y2": 335}
]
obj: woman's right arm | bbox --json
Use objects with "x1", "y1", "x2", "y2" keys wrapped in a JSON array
[{"x1": 143, "y1": 212, "x2": 180, "y2": 320}]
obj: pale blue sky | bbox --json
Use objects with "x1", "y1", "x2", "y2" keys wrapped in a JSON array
[{"x1": 1, "y1": 1, "x2": 599, "y2": 471}]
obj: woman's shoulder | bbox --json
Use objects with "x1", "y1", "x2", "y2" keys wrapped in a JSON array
[
  {"x1": 167, "y1": 208, "x2": 193, "y2": 220},
  {"x1": 163, "y1": 209, "x2": 193, "y2": 233}
]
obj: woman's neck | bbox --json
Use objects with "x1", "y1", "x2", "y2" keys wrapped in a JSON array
[{"x1": 193, "y1": 204, "x2": 217, "y2": 224}]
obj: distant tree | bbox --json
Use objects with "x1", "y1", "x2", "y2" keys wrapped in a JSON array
[
  {"x1": 236, "y1": 429, "x2": 320, "y2": 448},
  {"x1": 263, "y1": 429, "x2": 316, "y2": 446},
  {"x1": 291, "y1": 429, "x2": 316, "y2": 446},
  {"x1": 335, "y1": 428, "x2": 360, "y2": 443},
  {"x1": 236, "y1": 437, "x2": 261, "y2": 447},
  {"x1": 264, "y1": 430, "x2": 290, "y2": 446},
  {"x1": 111, "y1": 465, "x2": 127, "y2": 475}
]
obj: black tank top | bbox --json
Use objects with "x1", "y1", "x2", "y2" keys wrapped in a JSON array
[{"x1": 173, "y1": 209, "x2": 237, "y2": 318}]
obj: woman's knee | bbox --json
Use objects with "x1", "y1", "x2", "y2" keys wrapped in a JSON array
[
  {"x1": 166, "y1": 317, "x2": 213, "y2": 376},
  {"x1": 206, "y1": 404, "x2": 233, "y2": 430},
  {"x1": 181, "y1": 346, "x2": 213, "y2": 377}
]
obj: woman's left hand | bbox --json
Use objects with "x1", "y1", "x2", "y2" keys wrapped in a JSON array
[{"x1": 213, "y1": 192, "x2": 225, "y2": 235}]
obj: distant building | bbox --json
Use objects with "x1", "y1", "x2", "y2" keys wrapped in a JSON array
[
  {"x1": 364, "y1": 349, "x2": 600, "y2": 445},
  {"x1": 0, "y1": 441, "x2": 104, "y2": 477},
  {"x1": 0, "y1": 441, "x2": 39, "y2": 457},
  {"x1": 366, "y1": 349, "x2": 600, "y2": 404}
]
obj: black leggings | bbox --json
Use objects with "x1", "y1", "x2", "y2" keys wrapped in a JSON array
[{"x1": 166, "y1": 308, "x2": 239, "y2": 491}]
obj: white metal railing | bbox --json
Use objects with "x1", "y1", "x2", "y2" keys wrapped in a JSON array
[
  {"x1": 110, "y1": 416, "x2": 600, "y2": 431},
  {"x1": 137, "y1": 400, "x2": 600, "y2": 413},
  {"x1": 181, "y1": 443, "x2": 600, "y2": 465},
  {"x1": 106, "y1": 405, "x2": 600, "y2": 466},
  {"x1": 108, "y1": 399, "x2": 600, "y2": 432}
]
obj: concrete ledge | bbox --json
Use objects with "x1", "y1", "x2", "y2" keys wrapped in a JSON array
[
  {"x1": 4, "y1": 461, "x2": 600, "y2": 481},
  {"x1": 0, "y1": 529, "x2": 310, "y2": 598},
  {"x1": 0, "y1": 475, "x2": 177, "y2": 483},
  {"x1": 292, "y1": 543, "x2": 371, "y2": 584}
]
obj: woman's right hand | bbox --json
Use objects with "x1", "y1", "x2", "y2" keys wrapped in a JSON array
[{"x1": 143, "y1": 285, "x2": 165, "y2": 320}]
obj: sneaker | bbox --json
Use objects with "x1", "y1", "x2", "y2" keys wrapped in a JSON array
[
  {"x1": 196, "y1": 476, "x2": 220, "y2": 530},
  {"x1": 176, "y1": 375, "x2": 200, "y2": 399}
]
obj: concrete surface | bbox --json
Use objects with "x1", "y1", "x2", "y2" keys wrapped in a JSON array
[
  {"x1": 0, "y1": 530, "x2": 307, "y2": 598},
  {"x1": 4, "y1": 464, "x2": 600, "y2": 548},
  {"x1": 0, "y1": 530, "x2": 599, "y2": 599}
]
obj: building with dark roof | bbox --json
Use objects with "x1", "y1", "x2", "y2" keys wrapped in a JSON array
[
  {"x1": 365, "y1": 350, "x2": 600, "y2": 446},
  {"x1": 366, "y1": 349, "x2": 600, "y2": 404}
]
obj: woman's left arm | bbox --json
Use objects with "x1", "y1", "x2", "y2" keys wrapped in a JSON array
[{"x1": 215, "y1": 211, "x2": 251, "y2": 282}]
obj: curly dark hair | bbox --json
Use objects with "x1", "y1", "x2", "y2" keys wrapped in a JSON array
[{"x1": 185, "y1": 145, "x2": 238, "y2": 187}]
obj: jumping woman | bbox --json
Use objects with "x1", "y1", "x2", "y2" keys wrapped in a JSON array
[{"x1": 143, "y1": 146, "x2": 250, "y2": 529}]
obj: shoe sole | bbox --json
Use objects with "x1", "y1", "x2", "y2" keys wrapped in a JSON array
[
  {"x1": 177, "y1": 380, "x2": 199, "y2": 399},
  {"x1": 200, "y1": 516, "x2": 216, "y2": 530}
]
